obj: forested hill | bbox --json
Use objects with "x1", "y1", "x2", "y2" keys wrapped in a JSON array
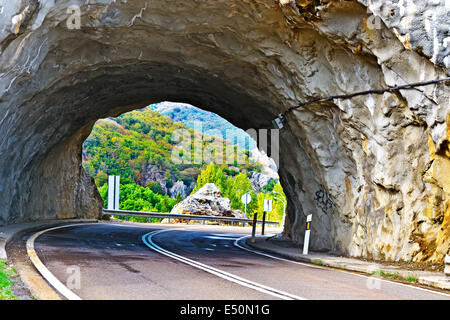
[
  {"x1": 82, "y1": 108, "x2": 261, "y2": 192},
  {"x1": 148, "y1": 102, "x2": 258, "y2": 150}
]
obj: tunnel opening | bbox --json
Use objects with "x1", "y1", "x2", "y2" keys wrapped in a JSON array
[{"x1": 81, "y1": 101, "x2": 287, "y2": 226}]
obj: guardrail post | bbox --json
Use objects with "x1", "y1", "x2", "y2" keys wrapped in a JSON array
[
  {"x1": 251, "y1": 213, "x2": 258, "y2": 243},
  {"x1": 445, "y1": 254, "x2": 450, "y2": 277},
  {"x1": 262, "y1": 212, "x2": 267, "y2": 235}
]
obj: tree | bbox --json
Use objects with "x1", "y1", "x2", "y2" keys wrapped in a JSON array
[
  {"x1": 147, "y1": 181, "x2": 164, "y2": 195},
  {"x1": 263, "y1": 179, "x2": 276, "y2": 192},
  {"x1": 224, "y1": 172, "x2": 253, "y2": 211},
  {"x1": 175, "y1": 192, "x2": 183, "y2": 204}
]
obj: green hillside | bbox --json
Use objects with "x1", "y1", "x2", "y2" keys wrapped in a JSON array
[
  {"x1": 83, "y1": 108, "x2": 261, "y2": 190},
  {"x1": 148, "y1": 102, "x2": 258, "y2": 150}
]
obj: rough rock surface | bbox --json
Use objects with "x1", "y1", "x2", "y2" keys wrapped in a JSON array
[
  {"x1": 170, "y1": 183, "x2": 244, "y2": 218},
  {"x1": 250, "y1": 171, "x2": 276, "y2": 190},
  {"x1": 250, "y1": 149, "x2": 279, "y2": 180},
  {"x1": 0, "y1": 0, "x2": 449, "y2": 263},
  {"x1": 168, "y1": 180, "x2": 192, "y2": 199},
  {"x1": 142, "y1": 164, "x2": 167, "y2": 194}
]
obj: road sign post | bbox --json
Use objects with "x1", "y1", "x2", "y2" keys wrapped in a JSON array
[
  {"x1": 107, "y1": 175, "x2": 120, "y2": 210},
  {"x1": 241, "y1": 193, "x2": 251, "y2": 217},
  {"x1": 302, "y1": 214, "x2": 312, "y2": 255}
]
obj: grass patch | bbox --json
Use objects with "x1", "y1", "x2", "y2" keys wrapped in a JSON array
[
  {"x1": 371, "y1": 269, "x2": 418, "y2": 283},
  {"x1": 313, "y1": 259, "x2": 324, "y2": 266},
  {"x1": 405, "y1": 275, "x2": 419, "y2": 283},
  {"x1": 0, "y1": 259, "x2": 19, "y2": 300}
]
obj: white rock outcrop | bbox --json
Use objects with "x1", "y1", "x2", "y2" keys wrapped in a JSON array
[{"x1": 170, "y1": 183, "x2": 244, "y2": 218}]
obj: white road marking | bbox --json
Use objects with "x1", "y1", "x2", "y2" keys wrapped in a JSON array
[
  {"x1": 210, "y1": 233, "x2": 243, "y2": 237},
  {"x1": 26, "y1": 224, "x2": 90, "y2": 300},
  {"x1": 142, "y1": 229, "x2": 306, "y2": 300},
  {"x1": 234, "y1": 235, "x2": 450, "y2": 298},
  {"x1": 203, "y1": 235, "x2": 239, "y2": 241}
]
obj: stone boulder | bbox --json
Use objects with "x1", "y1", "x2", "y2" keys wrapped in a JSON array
[{"x1": 169, "y1": 183, "x2": 244, "y2": 219}]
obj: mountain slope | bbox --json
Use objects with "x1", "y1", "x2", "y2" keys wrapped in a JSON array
[
  {"x1": 148, "y1": 102, "x2": 258, "y2": 150},
  {"x1": 82, "y1": 108, "x2": 261, "y2": 195}
]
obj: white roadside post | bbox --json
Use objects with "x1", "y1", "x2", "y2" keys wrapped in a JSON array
[
  {"x1": 241, "y1": 193, "x2": 252, "y2": 227},
  {"x1": 107, "y1": 175, "x2": 120, "y2": 210},
  {"x1": 263, "y1": 199, "x2": 273, "y2": 235},
  {"x1": 445, "y1": 254, "x2": 450, "y2": 277},
  {"x1": 302, "y1": 214, "x2": 312, "y2": 255}
]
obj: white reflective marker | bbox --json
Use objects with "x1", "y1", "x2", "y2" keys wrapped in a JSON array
[{"x1": 302, "y1": 214, "x2": 312, "y2": 255}]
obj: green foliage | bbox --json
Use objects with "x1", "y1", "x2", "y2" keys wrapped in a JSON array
[
  {"x1": 149, "y1": 102, "x2": 258, "y2": 150},
  {"x1": 100, "y1": 182, "x2": 177, "y2": 222},
  {"x1": 175, "y1": 192, "x2": 183, "y2": 205},
  {"x1": 191, "y1": 163, "x2": 285, "y2": 223},
  {"x1": 0, "y1": 259, "x2": 18, "y2": 300},
  {"x1": 313, "y1": 259, "x2": 324, "y2": 266},
  {"x1": 83, "y1": 108, "x2": 259, "y2": 189},
  {"x1": 84, "y1": 106, "x2": 274, "y2": 223},
  {"x1": 248, "y1": 182, "x2": 286, "y2": 223},
  {"x1": 263, "y1": 179, "x2": 276, "y2": 192},
  {"x1": 147, "y1": 181, "x2": 164, "y2": 195},
  {"x1": 192, "y1": 163, "x2": 254, "y2": 214},
  {"x1": 83, "y1": 109, "x2": 190, "y2": 188},
  {"x1": 119, "y1": 183, "x2": 177, "y2": 212},
  {"x1": 371, "y1": 269, "x2": 418, "y2": 283}
]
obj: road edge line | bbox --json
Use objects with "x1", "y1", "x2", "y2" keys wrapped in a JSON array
[
  {"x1": 26, "y1": 224, "x2": 92, "y2": 300},
  {"x1": 235, "y1": 235, "x2": 450, "y2": 297}
]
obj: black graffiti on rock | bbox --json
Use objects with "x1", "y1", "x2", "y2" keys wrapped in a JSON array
[{"x1": 313, "y1": 184, "x2": 335, "y2": 214}]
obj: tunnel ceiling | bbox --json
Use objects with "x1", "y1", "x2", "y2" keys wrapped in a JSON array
[{"x1": 0, "y1": 0, "x2": 449, "y2": 263}]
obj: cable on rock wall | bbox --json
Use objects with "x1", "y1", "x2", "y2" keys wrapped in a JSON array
[{"x1": 272, "y1": 77, "x2": 450, "y2": 129}]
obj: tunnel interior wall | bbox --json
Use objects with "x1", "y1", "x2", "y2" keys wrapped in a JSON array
[{"x1": 0, "y1": 0, "x2": 449, "y2": 263}]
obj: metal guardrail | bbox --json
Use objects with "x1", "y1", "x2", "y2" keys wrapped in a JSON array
[{"x1": 102, "y1": 209, "x2": 279, "y2": 226}]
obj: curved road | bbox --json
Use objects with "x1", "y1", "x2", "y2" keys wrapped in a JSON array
[{"x1": 31, "y1": 223, "x2": 450, "y2": 300}]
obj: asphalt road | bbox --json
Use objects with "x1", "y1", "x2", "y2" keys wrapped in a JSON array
[{"x1": 32, "y1": 223, "x2": 450, "y2": 300}]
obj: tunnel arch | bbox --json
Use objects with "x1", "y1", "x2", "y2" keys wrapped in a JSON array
[{"x1": 0, "y1": 0, "x2": 449, "y2": 262}]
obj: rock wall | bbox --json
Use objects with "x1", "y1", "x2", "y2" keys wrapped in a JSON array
[{"x1": 0, "y1": 0, "x2": 448, "y2": 262}]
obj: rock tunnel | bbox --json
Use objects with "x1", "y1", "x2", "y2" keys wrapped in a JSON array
[{"x1": 0, "y1": 0, "x2": 449, "y2": 263}]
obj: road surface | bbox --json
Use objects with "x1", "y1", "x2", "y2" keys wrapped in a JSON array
[{"x1": 30, "y1": 223, "x2": 450, "y2": 300}]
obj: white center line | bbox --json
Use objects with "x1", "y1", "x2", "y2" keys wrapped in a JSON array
[{"x1": 142, "y1": 229, "x2": 306, "y2": 300}]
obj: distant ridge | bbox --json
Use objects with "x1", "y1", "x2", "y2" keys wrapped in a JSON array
[{"x1": 148, "y1": 101, "x2": 258, "y2": 150}]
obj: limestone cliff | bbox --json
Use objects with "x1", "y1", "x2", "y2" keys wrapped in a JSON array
[{"x1": 0, "y1": 0, "x2": 448, "y2": 263}]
